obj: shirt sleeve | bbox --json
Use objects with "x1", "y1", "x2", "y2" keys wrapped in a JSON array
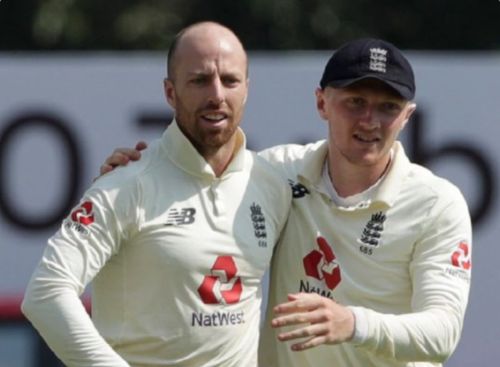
[
  {"x1": 349, "y1": 190, "x2": 472, "y2": 363},
  {"x1": 21, "y1": 181, "x2": 138, "y2": 366}
]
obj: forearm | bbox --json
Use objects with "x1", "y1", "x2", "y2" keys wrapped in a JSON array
[
  {"x1": 350, "y1": 306, "x2": 462, "y2": 363},
  {"x1": 22, "y1": 288, "x2": 128, "y2": 367}
]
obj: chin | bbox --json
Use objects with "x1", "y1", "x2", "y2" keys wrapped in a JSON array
[
  {"x1": 349, "y1": 154, "x2": 381, "y2": 167},
  {"x1": 203, "y1": 130, "x2": 235, "y2": 147}
]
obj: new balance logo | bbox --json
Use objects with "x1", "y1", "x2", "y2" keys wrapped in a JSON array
[
  {"x1": 165, "y1": 208, "x2": 196, "y2": 226},
  {"x1": 288, "y1": 179, "x2": 310, "y2": 198}
]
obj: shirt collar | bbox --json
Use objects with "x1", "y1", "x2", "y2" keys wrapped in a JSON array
[
  {"x1": 297, "y1": 140, "x2": 329, "y2": 187},
  {"x1": 375, "y1": 141, "x2": 411, "y2": 206},
  {"x1": 297, "y1": 140, "x2": 411, "y2": 208},
  {"x1": 160, "y1": 119, "x2": 247, "y2": 179}
]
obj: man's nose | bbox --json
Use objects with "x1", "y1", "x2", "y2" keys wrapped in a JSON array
[
  {"x1": 207, "y1": 78, "x2": 224, "y2": 105},
  {"x1": 358, "y1": 106, "x2": 379, "y2": 126}
]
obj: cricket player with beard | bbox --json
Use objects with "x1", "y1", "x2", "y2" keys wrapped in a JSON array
[{"x1": 22, "y1": 22, "x2": 290, "y2": 367}]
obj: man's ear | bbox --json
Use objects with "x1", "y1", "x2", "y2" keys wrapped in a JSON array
[
  {"x1": 315, "y1": 87, "x2": 328, "y2": 120},
  {"x1": 164, "y1": 78, "x2": 176, "y2": 109},
  {"x1": 401, "y1": 102, "x2": 417, "y2": 129},
  {"x1": 242, "y1": 77, "x2": 250, "y2": 105}
]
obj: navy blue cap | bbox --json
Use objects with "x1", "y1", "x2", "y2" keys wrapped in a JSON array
[{"x1": 320, "y1": 38, "x2": 415, "y2": 100}]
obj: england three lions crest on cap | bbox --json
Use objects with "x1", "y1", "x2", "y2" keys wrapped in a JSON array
[
  {"x1": 319, "y1": 38, "x2": 416, "y2": 100},
  {"x1": 369, "y1": 48, "x2": 388, "y2": 73}
]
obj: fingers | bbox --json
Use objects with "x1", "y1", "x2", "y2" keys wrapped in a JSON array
[
  {"x1": 277, "y1": 322, "x2": 330, "y2": 351},
  {"x1": 135, "y1": 141, "x2": 148, "y2": 151},
  {"x1": 273, "y1": 292, "x2": 323, "y2": 315},
  {"x1": 98, "y1": 152, "x2": 128, "y2": 176},
  {"x1": 274, "y1": 310, "x2": 333, "y2": 352},
  {"x1": 276, "y1": 316, "x2": 328, "y2": 341},
  {"x1": 106, "y1": 149, "x2": 140, "y2": 165},
  {"x1": 271, "y1": 293, "x2": 356, "y2": 350},
  {"x1": 100, "y1": 164, "x2": 115, "y2": 175},
  {"x1": 272, "y1": 308, "x2": 325, "y2": 328},
  {"x1": 97, "y1": 144, "x2": 146, "y2": 178},
  {"x1": 94, "y1": 164, "x2": 115, "y2": 182},
  {"x1": 290, "y1": 335, "x2": 328, "y2": 351},
  {"x1": 94, "y1": 141, "x2": 147, "y2": 181},
  {"x1": 272, "y1": 293, "x2": 328, "y2": 332}
]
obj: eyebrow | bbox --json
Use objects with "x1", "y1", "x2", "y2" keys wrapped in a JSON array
[{"x1": 187, "y1": 69, "x2": 244, "y2": 78}]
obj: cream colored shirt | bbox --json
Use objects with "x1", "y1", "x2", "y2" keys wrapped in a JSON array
[
  {"x1": 258, "y1": 140, "x2": 472, "y2": 367},
  {"x1": 22, "y1": 121, "x2": 291, "y2": 367}
]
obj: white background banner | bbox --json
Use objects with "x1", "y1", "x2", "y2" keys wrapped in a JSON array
[{"x1": 0, "y1": 52, "x2": 499, "y2": 365}]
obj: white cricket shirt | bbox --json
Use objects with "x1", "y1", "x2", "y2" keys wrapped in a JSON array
[
  {"x1": 22, "y1": 121, "x2": 291, "y2": 367},
  {"x1": 258, "y1": 140, "x2": 472, "y2": 367}
]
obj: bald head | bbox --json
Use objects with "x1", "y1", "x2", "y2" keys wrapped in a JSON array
[{"x1": 167, "y1": 22, "x2": 248, "y2": 81}]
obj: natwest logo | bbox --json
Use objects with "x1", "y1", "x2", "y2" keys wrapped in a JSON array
[
  {"x1": 70, "y1": 201, "x2": 95, "y2": 226},
  {"x1": 198, "y1": 256, "x2": 243, "y2": 304},
  {"x1": 451, "y1": 242, "x2": 471, "y2": 270},
  {"x1": 303, "y1": 236, "x2": 341, "y2": 290}
]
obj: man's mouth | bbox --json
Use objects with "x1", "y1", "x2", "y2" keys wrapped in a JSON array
[
  {"x1": 201, "y1": 112, "x2": 228, "y2": 123},
  {"x1": 354, "y1": 133, "x2": 380, "y2": 143}
]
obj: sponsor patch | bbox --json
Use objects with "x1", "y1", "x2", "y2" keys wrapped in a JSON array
[
  {"x1": 303, "y1": 236, "x2": 341, "y2": 290},
  {"x1": 198, "y1": 256, "x2": 243, "y2": 305},
  {"x1": 191, "y1": 311, "x2": 245, "y2": 327}
]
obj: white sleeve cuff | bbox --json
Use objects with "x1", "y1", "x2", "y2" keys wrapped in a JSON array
[{"x1": 348, "y1": 306, "x2": 369, "y2": 345}]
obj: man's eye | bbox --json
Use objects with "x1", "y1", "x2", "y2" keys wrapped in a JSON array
[
  {"x1": 347, "y1": 97, "x2": 365, "y2": 107},
  {"x1": 381, "y1": 102, "x2": 402, "y2": 113},
  {"x1": 191, "y1": 77, "x2": 207, "y2": 85},
  {"x1": 222, "y1": 77, "x2": 240, "y2": 86}
]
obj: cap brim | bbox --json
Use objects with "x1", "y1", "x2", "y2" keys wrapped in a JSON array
[{"x1": 328, "y1": 75, "x2": 414, "y2": 100}]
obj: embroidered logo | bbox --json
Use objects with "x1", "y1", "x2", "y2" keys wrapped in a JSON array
[
  {"x1": 250, "y1": 202, "x2": 267, "y2": 247},
  {"x1": 358, "y1": 211, "x2": 386, "y2": 248},
  {"x1": 70, "y1": 201, "x2": 94, "y2": 226},
  {"x1": 451, "y1": 242, "x2": 471, "y2": 270},
  {"x1": 165, "y1": 208, "x2": 196, "y2": 226},
  {"x1": 369, "y1": 47, "x2": 388, "y2": 73},
  {"x1": 288, "y1": 179, "x2": 310, "y2": 198},
  {"x1": 198, "y1": 256, "x2": 243, "y2": 304},
  {"x1": 64, "y1": 200, "x2": 94, "y2": 235},
  {"x1": 303, "y1": 236, "x2": 341, "y2": 290}
]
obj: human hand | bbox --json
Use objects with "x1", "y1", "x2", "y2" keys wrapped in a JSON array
[
  {"x1": 98, "y1": 141, "x2": 148, "y2": 176},
  {"x1": 271, "y1": 292, "x2": 355, "y2": 351}
]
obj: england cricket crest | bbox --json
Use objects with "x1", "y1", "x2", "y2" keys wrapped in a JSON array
[
  {"x1": 250, "y1": 202, "x2": 267, "y2": 247},
  {"x1": 358, "y1": 211, "x2": 387, "y2": 248}
]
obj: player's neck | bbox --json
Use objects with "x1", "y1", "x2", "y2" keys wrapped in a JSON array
[
  {"x1": 327, "y1": 153, "x2": 391, "y2": 198},
  {"x1": 200, "y1": 135, "x2": 240, "y2": 178}
]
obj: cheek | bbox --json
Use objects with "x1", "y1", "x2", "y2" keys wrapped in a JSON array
[
  {"x1": 393, "y1": 118, "x2": 408, "y2": 133},
  {"x1": 327, "y1": 109, "x2": 351, "y2": 132},
  {"x1": 229, "y1": 90, "x2": 248, "y2": 112},
  {"x1": 382, "y1": 122, "x2": 404, "y2": 143},
  {"x1": 181, "y1": 92, "x2": 205, "y2": 111},
  {"x1": 327, "y1": 120, "x2": 346, "y2": 145}
]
